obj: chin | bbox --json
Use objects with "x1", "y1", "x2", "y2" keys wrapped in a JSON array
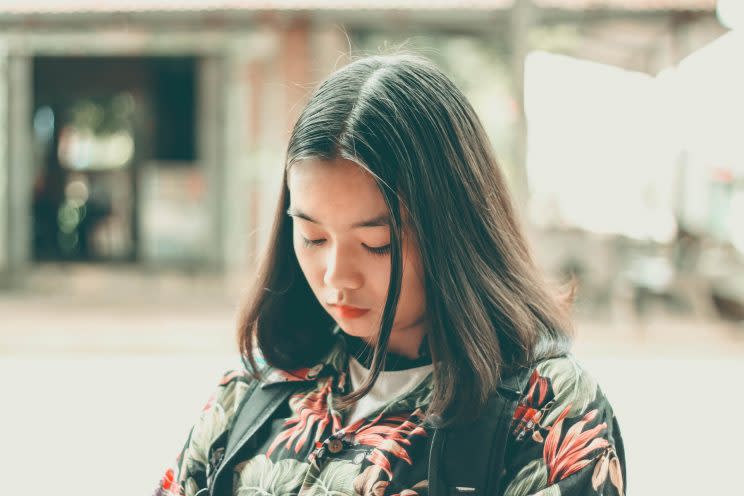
[{"x1": 336, "y1": 321, "x2": 377, "y2": 340}]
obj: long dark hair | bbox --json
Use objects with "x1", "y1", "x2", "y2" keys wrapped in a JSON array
[{"x1": 238, "y1": 53, "x2": 574, "y2": 423}]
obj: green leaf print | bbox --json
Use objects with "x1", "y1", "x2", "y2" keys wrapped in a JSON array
[
  {"x1": 503, "y1": 458, "x2": 548, "y2": 496},
  {"x1": 534, "y1": 486, "x2": 561, "y2": 496},
  {"x1": 179, "y1": 376, "x2": 246, "y2": 471},
  {"x1": 299, "y1": 460, "x2": 361, "y2": 496},
  {"x1": 536, "y1": 357, "x2": 598, "y2": 426},
  {"x1": 184, "y1": 478, "x2": 200, "y2": 496},
  {"x1": 188, "y1": 402, "x2": 227, "y2": 466},
  {"x1": 236, "y1": 454, "x2": 308, "y2": 496},
  {"x1": 223, "y1": 380, "x2": 251, "y2": 418},
  {"x1": 377, "y1": 375, "x2": 433, "y2": 418}
]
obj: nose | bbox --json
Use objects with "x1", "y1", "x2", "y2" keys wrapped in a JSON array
[{"x1": 322, "y1": 242, "x2": 363, "y2": 291}]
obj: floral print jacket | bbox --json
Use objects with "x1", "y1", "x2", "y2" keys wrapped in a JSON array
[{"x1": 155, "y1": 333, "x2": 625, "y2": 496}]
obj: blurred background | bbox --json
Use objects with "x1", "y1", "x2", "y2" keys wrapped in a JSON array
[{"x1": 0, "y1": 0, "x2": 742, "y2": 494}]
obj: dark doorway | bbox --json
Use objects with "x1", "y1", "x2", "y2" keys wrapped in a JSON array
[{"x1": 31, "y1": 56, "x2": 196, "y2": 262}]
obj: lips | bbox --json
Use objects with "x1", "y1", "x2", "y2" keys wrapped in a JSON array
[{"x1": 332, "y1": 305, "x2": 370, "y2": 319}]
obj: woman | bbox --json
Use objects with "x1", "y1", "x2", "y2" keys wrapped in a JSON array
[{"x1": 155, "y1": 54, "x2": 625, "y2": 496}]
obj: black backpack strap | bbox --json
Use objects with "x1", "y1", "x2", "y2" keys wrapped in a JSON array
[
  {"x1": 487, "y1": 368, "x2": 533, "y2": 494},
  {"x1": 428, "y1": 365, "x2": 533, "y2": 496},
  {"x1": 208, "y1": 371, "x2": 304, "y2": 496}
]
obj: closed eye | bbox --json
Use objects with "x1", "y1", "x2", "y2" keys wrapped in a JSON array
[
  {"x1": 302, "y1": 237, "x2": 325, "y2": 247},
  {"x1": 301, "y1": 237, "x2": 390, "y2": 256},
  {"x1": 365, "y1": 244, "x2": 391, "y2": 256}
]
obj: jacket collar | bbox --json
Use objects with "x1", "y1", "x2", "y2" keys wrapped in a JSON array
[
  {"x1": 257, "y1": 325, "x2": 433, "y2": 388},
  {"x1": 258, "y1": 325, "x2": 348, "y2": 388}
]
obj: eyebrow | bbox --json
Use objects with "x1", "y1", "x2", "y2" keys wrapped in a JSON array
[{"x1": 286, "y1": 208, "x2": 390, "y2": 228}]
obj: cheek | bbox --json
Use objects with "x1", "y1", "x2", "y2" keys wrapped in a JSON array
[
  {"x1": 293, "y1": 233, "x2": 318, "y2": 281},
  {"x1": 400, "y1": 267, "x2": 426, "y2": 314},
  {"x1": 401, "y1": 242, "x2": 426, "y2": 310},
  {"x1": 365, "y1": 262, "x2": 389, "y2": 295}
]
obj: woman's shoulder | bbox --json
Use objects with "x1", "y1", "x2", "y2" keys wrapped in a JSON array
[
  {"x1": 216, "y1": 368, "x2": 252, "y2": 387},
  {"x1": 196, "y1": 367, "x2": 261, "y2": 431},
  {"x1": 532, "y1": 354, "x2": 600, "y2": 398},
  {"x1": 502, "y1": 355, "x2": 626, "y2": 496},
  {"x1": 518, "y1": 354, "x2": 612, "y2": 426}
]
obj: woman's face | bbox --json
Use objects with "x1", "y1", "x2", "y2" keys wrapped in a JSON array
[{"x1": 287, "y1": 157, "x2": 428, "y2": 358}]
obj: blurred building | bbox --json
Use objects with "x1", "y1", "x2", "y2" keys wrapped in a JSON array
[{"x1": 0, "y1": 0, "x2": 723, "y2": 289}]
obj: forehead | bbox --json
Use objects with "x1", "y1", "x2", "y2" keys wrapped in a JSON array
[{"x1": 287, "y1": 158, "x2": 388, "y2": 220}]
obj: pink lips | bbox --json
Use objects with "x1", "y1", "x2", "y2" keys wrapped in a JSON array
[{"x1": 332, "y1": 305, "x2": 370, "y2": 319}]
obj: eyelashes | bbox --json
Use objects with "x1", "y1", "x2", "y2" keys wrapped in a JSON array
[
  {"x1": 301, "y1": 237, "x2": 391, "y2": 257},
  {"x1": 301, "y1": 237, "x2": 324, "y2": 248},
  {"x1": 366, "y1": 244, "x2": 392, "y2": 256}
]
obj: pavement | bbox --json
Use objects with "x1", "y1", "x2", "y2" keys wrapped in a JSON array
[{"x1": 2, "y1": 264, "x2": 743, "y2": 495}]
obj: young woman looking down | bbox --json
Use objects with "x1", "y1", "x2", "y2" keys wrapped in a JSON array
[{"x1": 155, "y1": 54, "x2": 625, "y2": 496}]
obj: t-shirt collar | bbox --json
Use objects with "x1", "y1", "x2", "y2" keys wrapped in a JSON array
[{"x1": 261, "y1": 325, "x2": 432, "y2": 386}]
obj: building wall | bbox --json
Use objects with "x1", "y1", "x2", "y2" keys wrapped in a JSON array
[
  {"x1": 0, "y1": 43, "x2": 7, "y2": 278},
  {"x1": 0, "y1": 7, "x2": 723, "y2": 287}
]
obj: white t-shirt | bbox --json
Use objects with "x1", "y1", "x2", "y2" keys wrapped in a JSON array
[{"x1": 345, "y1": 355, "x2": 433, "y2": 425}]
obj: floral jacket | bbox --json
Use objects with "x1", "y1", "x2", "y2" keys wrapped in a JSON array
[{"x1": 155, "y1": 333, "x2": 625, "y2": 496}]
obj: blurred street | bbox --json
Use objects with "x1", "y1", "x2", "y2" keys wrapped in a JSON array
[
  {"x1": 0, "y1": 2, "x2": 742, "y2": 495},
  {"x1": 2, "y1": 266, "x2": 743, "y2": 496}
]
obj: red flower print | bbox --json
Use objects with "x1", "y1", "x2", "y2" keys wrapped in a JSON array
[
  {"x1": 512, "y1": 403, "x2": 544, "y2": 439},
  {"x1": 366, "y1": 449, "x2": 394, "y2": 479},
  {"x1": 265, "y1": 363, "x2": 324, "y2": 384},
  {"x1": 162, "y1": 468, "x2": 174, "y2": 489},
  {"x1": 592, "y1": 446, "x2": 625, "y2": 495},
  {"x1": 353, "y1": 465, "x2": 390, "y2": 496},
  {"x1": 218, "y1": 370, "x2": 244, "y2": 386},
  {"x1": 543, "y1": 405, "x2": 609, "y2": 484},
  {"x1": 156, "y1": 468, "x2": 183, "y2": 496},
  {"x1": 512, "y1": 370, "x2": 554, "y2": 441},
  {"x1": 201, "y1": 393, "x2": 216, "y2": 413},
  {"x1": 525, "y1": 370, "x2": 551, "y2": 407},
  {"x1": 350, "y1": 409, "x2": 428, "y2": 478},
  {"x1": 266, "y1": 379, "x2": 341, "y2": 456}
]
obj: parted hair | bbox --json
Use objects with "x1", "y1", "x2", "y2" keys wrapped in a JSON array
[{"x1": 237, "y1": 53, "x2": 574, "y2": 423}]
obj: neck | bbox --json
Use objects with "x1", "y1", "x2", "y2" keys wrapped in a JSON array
[
  {"x1": 362, "y1": 322, "x2": 429, "y2": 360},
  {"x1": 345, "y1": 333, "x2": 432, "y2": 372},
  {"x1": 385, "y1": 325, "x2": 428, "y2": 360}
]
